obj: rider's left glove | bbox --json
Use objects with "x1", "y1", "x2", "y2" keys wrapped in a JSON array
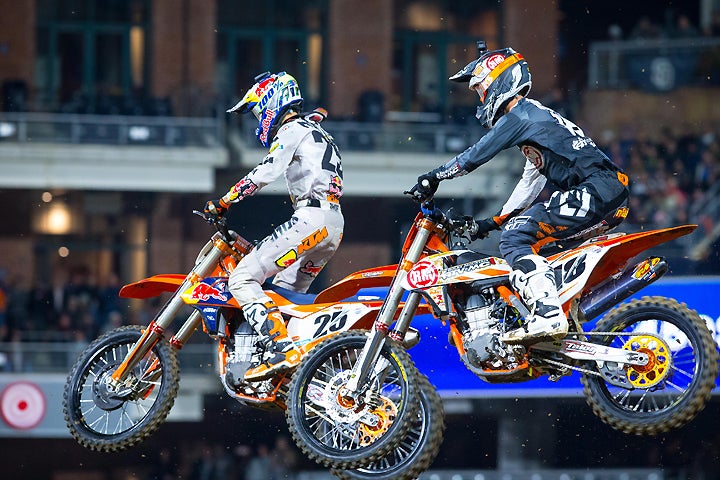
[
  {"x1": 412, "y1": 173, "x2": 440, "y2": 202},
  {"x1": 470, "y1": 216, "x2": 501, "y2": 241},
  {"x1": 204, "y1": 198, "x2": 230, "y2": 218}
]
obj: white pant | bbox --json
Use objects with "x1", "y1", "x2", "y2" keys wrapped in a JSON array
[{"x1": 228, "y1": 205, "x2": 344, "y2": 306}]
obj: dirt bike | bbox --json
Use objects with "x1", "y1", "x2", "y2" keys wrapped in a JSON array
[
  {"x1": 286, "y1": 198, "x2": 719, "y2": 475},
  {"x1": 62, "y1": 211, "x2": 438, "y2": 478}
]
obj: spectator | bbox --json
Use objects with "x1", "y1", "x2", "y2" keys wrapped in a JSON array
[
  {"x1": 704, "y1": 10, "x2": 720, "y2": 37},
  {"x1": 630, "y1": 16, "x2": 665, "y2": 40},
  {"x1": 245, "y1": 444, "x2": 272, "y2": 480},
  {"x1": 671, "y1": 14, "x2": 700, "y2": 38},
  {"x1": 270, "y1": 435, "x2": 299, "y2": 479}
]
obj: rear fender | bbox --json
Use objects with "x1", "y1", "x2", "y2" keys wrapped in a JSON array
[
  {"x1": 577, "y1": 225, "x2": 696, "y2": 292},
  {"x1": 313, "y1": 264, "x2": 398, "y2": 304}
]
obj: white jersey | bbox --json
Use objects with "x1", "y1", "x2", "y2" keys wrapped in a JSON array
[{"x1": 223, "y1": 116, "x2": 343, "y2": 207}]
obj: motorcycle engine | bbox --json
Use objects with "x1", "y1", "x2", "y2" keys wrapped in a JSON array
[
  {"x1": 459, "y1": 286, "x2": 522, "y2": 370},
  {"x1": 223, "y1": 322, "x2": 261, "y2": 390}
]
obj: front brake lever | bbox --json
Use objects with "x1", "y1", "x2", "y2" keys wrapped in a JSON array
[{"x1": 192, "y1": 209, "x2": 233, "y2": 241}]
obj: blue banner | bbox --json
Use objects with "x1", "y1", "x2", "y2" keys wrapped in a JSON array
[{"x1": 405, "y1": 276, "x2": 720, "y2": 398}]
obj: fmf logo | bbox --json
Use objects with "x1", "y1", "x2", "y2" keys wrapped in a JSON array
[
  {"x1": 633, "y1": 257, "x2": 660, "y2": 281},
  {"x1": 407, "y1": 261, "x2": 439, "y2": 289},
  {"x1": 190, "y1": 282, "x2": 227, "y2": 302}
]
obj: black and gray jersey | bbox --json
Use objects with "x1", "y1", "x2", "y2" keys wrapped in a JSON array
[{"x1": 434, "y1": 98, "x2": 621, "y2": 215}]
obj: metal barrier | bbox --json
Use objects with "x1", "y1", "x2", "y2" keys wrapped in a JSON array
[
  {"x1": 588, "y1": 37, "x2": 720, "y2": 91},
  {"x1": 0, "y1": 112, "x2": 224, "y2": 147},
  {"x1": 0, "y1": 341, "x2": 217, "y2": 375},
  {"x1": 237, "y1": 115, "x2": 486, "y2": 153}
]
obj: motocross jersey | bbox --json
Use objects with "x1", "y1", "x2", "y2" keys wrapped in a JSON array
[
  {"x1": 433, "y1": 98, "x2": 621, "y2": 218},
  {"x1": 222, "y1": 115, "x2": 343, "y2": 208}
]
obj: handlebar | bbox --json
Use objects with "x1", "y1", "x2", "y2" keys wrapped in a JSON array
[
  {"x1": 402, "y1": 186, "x2": 478, "y2": 238},
  {"x1": 192, "y1": 209, "x2": 234, "y2": 242}
]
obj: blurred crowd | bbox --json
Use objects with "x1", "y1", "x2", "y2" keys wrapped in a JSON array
[
  {"x1": 0, "y1": 267, "x2": 136, "y2": 345},
  {"x1": 608, "y1": 12, "x2": 720, "y2": 41},
  {"x1": 599, "y1": 125, "x2": 720, "y2": 232},
  {"x1": 145, "y1": 436, "x2": 300, "y2": 480}
]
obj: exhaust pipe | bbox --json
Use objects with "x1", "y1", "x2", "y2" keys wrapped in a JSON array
[{"x1": 579, "y1": 256, "x2": 668, "y2": 321}]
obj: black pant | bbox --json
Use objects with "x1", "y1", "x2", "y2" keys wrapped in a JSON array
[{"x1": 499, "y1": 169, "x2": 629, "y2": 267}]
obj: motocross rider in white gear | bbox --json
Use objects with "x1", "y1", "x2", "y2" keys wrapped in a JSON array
[{"x1": 205, "y1": 72, "x2": 344, "y2": 381}]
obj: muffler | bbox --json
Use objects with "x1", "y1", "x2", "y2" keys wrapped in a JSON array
[{"x1": 578, "y1": 256, "x2": 668, "y2": 321}]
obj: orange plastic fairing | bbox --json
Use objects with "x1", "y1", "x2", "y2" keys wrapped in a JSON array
[
  {"x1": 314, "y1": 265, "x2": 399, "y2": 304},
  {"x1": 119, "y1": 274, "x2": 187, "y2": 299},
  {"x1": 576, "y1": 225, "x2": 696, "y2": 291}
]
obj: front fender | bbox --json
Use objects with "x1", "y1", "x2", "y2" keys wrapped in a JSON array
[{"x1": 119, "y1": 274, "x2": 187, "y2": 299}]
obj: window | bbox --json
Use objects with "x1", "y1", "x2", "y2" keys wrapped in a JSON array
[
  {"x1": 35, "y1": 0, "x2": 149, "y2": 112},
  {"x1": 216, "y1": 0, "x2": 327, "y2": 107}
]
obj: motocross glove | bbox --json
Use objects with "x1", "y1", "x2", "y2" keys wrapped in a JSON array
[
  {"x1": 204, "y1": 198, "x2": 229, "y2": 219},
  {"x1": 471, "y1": 216, "x2": 501, "y2": 241},
  {"x1": 412, "y1": 173, "x2": 440, "y2": 202}
]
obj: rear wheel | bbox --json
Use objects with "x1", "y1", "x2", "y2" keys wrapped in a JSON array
[
  {"x1": 286, "y1": 331, "x2": 420, "y2": 470},
  {"x1": 332, "y1": 373, "x2": 445, "y2": 480},
  {"x1": 63, "y1": 325, "x2": 180, "y2": 451},
  {"x1": 581, "y1": 296, "x2": 718, "y2": 435}
]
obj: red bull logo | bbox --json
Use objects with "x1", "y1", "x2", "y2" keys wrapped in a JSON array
[
  {"x1": 190, "y1": 281, "x2": 227, "y2": 302},
  {"x1": 407, "y1": 260, "x2": 439, "y2": 289}
]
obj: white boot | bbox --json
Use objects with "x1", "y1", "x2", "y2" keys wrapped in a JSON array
[{"x1": 502, "y1": 254, "x2": 568, "y2": 344}]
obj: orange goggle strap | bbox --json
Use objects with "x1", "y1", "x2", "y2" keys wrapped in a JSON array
[{"x1": 473, "y1": 53, "x2": 525, "y2": 102}]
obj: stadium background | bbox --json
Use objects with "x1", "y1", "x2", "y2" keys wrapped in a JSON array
[{"x1": 1, "y1": 0, "x2": 720, "y2": 478}]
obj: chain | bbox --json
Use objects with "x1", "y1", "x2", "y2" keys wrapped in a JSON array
[
  {"x1": 535, "y1": 356, "x2": 601, "y2": 377},
  {"x1": 564, "y1": 331, "x2": 661, "y2": 338}
]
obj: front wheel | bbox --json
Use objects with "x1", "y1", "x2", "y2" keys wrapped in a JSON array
[
  {"x1": 332, "y1": 373, "x2": 445, "y2": 480},
  {"x1": 286, "y1": 331, "x2": 420, "y2": 470},
  {"x1": 63, "y1": 325, "x2": 180, "y2": 451},
  {"x1": 581, "y1": 296, "x2": 718, "y2": 435}
]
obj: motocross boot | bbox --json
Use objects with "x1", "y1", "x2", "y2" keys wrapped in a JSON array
[
  {"x1": 242, "y1": 301, "x2": 304, "y2": 382},
  {"x1": 502, "y1": 254, "x2": 568, "y2": 344}
]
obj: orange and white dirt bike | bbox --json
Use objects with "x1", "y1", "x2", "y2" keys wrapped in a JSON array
[
  {"x1": 286, "y1": 198, "x2": 720, "y2": 476},
  {"x1": 62, "y1": 211, "x2": 434, "y2": 470}
]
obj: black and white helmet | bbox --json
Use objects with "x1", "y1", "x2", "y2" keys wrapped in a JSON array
[{"x1": 450, "y1": 46, "x2": 531, "y2": 128}]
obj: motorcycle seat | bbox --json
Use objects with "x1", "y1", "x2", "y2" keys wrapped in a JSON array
[
  {"x1": 456, "y1": 251, "x2": 491, "y2": 264},
  {"x1": 263, "y1": 282, "x2": 318, "y2": 305}
]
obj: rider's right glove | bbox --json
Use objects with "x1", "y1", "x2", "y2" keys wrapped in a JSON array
[
  {"x1": 204, "y1": 198, "x2": 229, "y2": 219},
  {"x1": 470, "y1": 216, "x2": 501, "y2": 241}
]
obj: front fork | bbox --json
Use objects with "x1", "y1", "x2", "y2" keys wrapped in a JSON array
[
  {"x1": 109, "y1": 244, "x2": 226, "y2": 389},
  {"x1": 344, "y1": 224, "x2": 433, "y2": 394}
]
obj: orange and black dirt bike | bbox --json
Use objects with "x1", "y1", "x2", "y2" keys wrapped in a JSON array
[
  {"x1": 285, "y1": 197, "x2": 719, "y2": 476},
  {"x1": 62, "y1": 211, "x2": 438, "y2": 475}
]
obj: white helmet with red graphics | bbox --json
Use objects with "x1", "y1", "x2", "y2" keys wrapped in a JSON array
[
  {"x1": 227, "y1": 71, "x2": 304, "y2": 147},
  {"x1": 450, "y1": 42, "x2": 531, "y2": 128}
]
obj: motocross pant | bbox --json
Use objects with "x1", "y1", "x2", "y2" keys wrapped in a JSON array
[
  {"x1": 228, "y1": 203, "x2": 344, "y2": 306},
  {"x1": 498, "y1": 169, "x2": 629, "y2": 268}
]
